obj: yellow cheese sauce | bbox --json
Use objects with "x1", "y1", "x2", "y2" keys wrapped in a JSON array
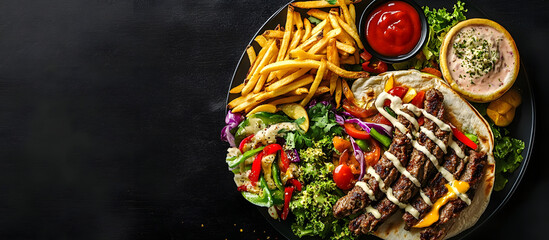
[{"x1": 413, "y1": 180, "x2": 470, "y2": 228}]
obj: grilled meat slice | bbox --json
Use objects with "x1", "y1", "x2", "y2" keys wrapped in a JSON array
[
  {"x1": 333, "y1": 109, "x2": 415, "y2": 219},
  {"x1": 419, "y1": 150, "x2": 487, "y2": 240},
  {"x1": 349, "y1": 89, "x2": 451, "y2": 234},
  {"x1": 403, "y1": 140, "x2": 467, "y2": 229}
]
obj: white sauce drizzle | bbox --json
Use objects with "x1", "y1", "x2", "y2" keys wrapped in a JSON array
[
  {"x1": 449, "y1": 139, "x2": 466, "y2": 159},
  {"x1": 356, "y1": 181, "x2": 376, "y2": 201},
  {"x1": 420, "y1": 190, "x2": 433, "y2": 206},
  {"x1": 366, "y1": 206, "x2": 381, "y2": 219}
]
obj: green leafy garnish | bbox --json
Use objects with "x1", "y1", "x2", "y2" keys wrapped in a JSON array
[
  {"x1": 491, "y1": 122, "x2": 525, "y2": 191},
  {"x1": 325, "y1": 0, "x2": 337, "y2": 5}
]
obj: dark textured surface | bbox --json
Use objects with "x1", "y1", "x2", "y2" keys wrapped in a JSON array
[{"x1": 0, "y1": 0, "x2": 546, "y2": 239}]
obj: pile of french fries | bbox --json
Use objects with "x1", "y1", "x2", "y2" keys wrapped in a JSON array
[{"x1": 228, "y1": 0, "x2": 369, "y2": 115}]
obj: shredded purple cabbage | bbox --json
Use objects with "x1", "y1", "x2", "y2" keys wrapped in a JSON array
[
  {"x1": 344, "y1": 118, "x2": 393, "y2": 137},
  {"x1": 350, "y1": 137, "x2": 365, "y2": 180},
  {"x1": 286, "y1": 149, "x2": 300, "y2": 163},
  {"x1": 220, "y1": 110, "x2": 244, "y2": 147}
]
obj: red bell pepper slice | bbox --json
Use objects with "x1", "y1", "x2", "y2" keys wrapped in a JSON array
[
  {"x1": 279, "y1": 150, "x2": 289, "y2": 173},
  {"x1": 411, "y1": 90, "x2": 426, "y2": 108},
  {"x1": 449, "y1": 123, "x2": 478, "y2": 150},
  {"x1": 262, "y1": 143, "x2": 290, "y2": 173},
  {"x1": 239, "y1": 134, "x2": 254, "y2": 153},
  {"x1": 248, "y1": 151, "x2": 264, "y2": 186},
  {"x1": 287, "y1": 178, "x2": 302, "y2": 191},
  {"x1": 281, "y1": 186, "x2": 295, "y2": 220},
  {"x1": 344, "y1": 123, "x2": 371, "y2": 140},
  {"x1": 384, "y1": 86, "x2": 409, "y2": 106},
  {"x1": 362, "y1": 60, "x2": 388, "y2": 74},
  {"x1": 360, "y1": 51, "x2": 372, "y2": 62}
]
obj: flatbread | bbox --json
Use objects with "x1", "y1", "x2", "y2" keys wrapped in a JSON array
[{"x1": 351, "y1": 70, "x2": 495, "y2": 239}]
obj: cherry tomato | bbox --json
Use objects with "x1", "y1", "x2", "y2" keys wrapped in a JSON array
[
  {"x1": 342, "y1": 99, "x2": 377, "y2": 118},
  {"x1": 410, "y1": 90, "x2": 426, "y2": 108},
  {"x1": 333, "y1": 164, "x2": 354, "y2": 190},
  {"x1": 344, "y1": 123, "x2": 371, "y2": 139}
]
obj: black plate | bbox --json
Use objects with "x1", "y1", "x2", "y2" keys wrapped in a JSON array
[{"x1": 225, "y1": 1, "x2": 536, "y2": 239}]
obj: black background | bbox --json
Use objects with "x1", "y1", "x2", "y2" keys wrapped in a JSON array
[{"x1": 0, "y1": 0, "x2": 546, "y2": 239}]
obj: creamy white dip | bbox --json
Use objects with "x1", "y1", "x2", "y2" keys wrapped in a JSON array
[{"x1": 446, "y1": 25, "x2": 516, "y2": 94}]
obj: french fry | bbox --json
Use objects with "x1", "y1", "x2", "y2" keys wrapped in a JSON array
[
  {"x1": 314, "y1": 86, "x2": 331, "y2": 96},
  {"x1": 277, "y1": 6, "x2": 294, "y2": 62},
  {"x1": 291, "y1": 0, "x2": 359, "y2": 9},
  {"x1": 254, "y1": 35, "x2": 267, "y2": 47},
  {"x1": 306, "y1": 9, "x2": 328, "y2": 20},
  {"x1": 308, "y1": 28, "x2": 342, "y2": 54},
  {"x1": 340, "y1": 55, "x2": 356, "y2": 64},
  {"x1": 266, "y1": 75, "x2": 314, "y2": 100},
  {"x1": 268, "y1": 95, "x2": 306, "y2": 106},
  {"x1": 263, "y1": 30, "x2": 285, "y2": 39},
  {"x1": 328, "y1": 12, "x2": 341, "y2": 30},
  {"x1": 246, "y1": 46, "x2": 256, "y2": 64},
  {"x1": 341, "y1": 78, "x2": 356, "y2": 102},
  {"x1": 232, "y1": 92, "x2": 269, "y2": 113},
  {"x1": 337, "y1": 0, "x2": 355, "y2": 30},
  {"x1": 228, "y1": 92, "x2": 258, "y2": 109},
  {"x1": 327, "y1": 39, "x2": 339, "y2": 94},
  {"x1": 311, "y1": 19, "x2": 327, "y2": 36},
  {"x1": 302, "y1": 18, "x2": 312, "y2": 43},
  {"x1": 294, "y1": 11, "x2": 303, "y2": 29},
  {"x1": 335, "y1": 40, "x2": 356, "y2": 54},
  {"x1": 243, "y1": 40, "x2": 278, "y2": 95},
  {"x1": 327, "y1": 61, "x2": 369, "y2": 78},
  {"x1": 289, "y1": 49, "x2": 324, "y2": 60},
  {"x1": 261, "y1": 59, "x2": 369, "y2": 79},
  {"x1": 254, "y1": 54, "x2": 277, "y2": 93},
  {"x1": 261, "y1": 59, "x2": 320, "y2": 74},
  {"x1": 349, "y1": 4, "x2": 356, "y2": 23},
  {"x1": 230, "y1": 83, "x2": 244, "y2": 94},
  {"x1": 266, "y1": 68, "x2": 310, "y2": 92},
  {"x1": 289, "y1": 87, "x2": 309, "y2": 95},
  {"x1": 248, "y1": 38, "x2": 274, "y2": 79},
  {"x1": 337, "y1": 16, "x2": 364, "y2": 49},
  {"x1": 297, "y1": 31, "x2": 323, "y2": 51},
  {"x1": 286, "y1": 28, "x2": 304, "y2": 59},
  {"x1": 301, "y1": 58, "x2": 327, "y2": 106},
  {"x1": 335, "y1": 78, "x2": 342, "y2": 108}
]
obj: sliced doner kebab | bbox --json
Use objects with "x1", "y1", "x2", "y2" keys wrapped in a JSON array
[
  {"x1": 333, "y1": 108, "x2": 416, "y2": 219},
  {"x1": 349, "y1": 89, "x2": 452, "y2": 234},
  {"x1": 419, "y1": 150, "x2": 487, "y2": 240},
  {"x1": 402, "y1": 140, "x2": 468, "y2": 229}
]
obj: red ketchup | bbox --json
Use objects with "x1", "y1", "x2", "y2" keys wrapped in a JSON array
[{"x1": 366, "y1": 1, "x2": 421, "y2": 57}]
